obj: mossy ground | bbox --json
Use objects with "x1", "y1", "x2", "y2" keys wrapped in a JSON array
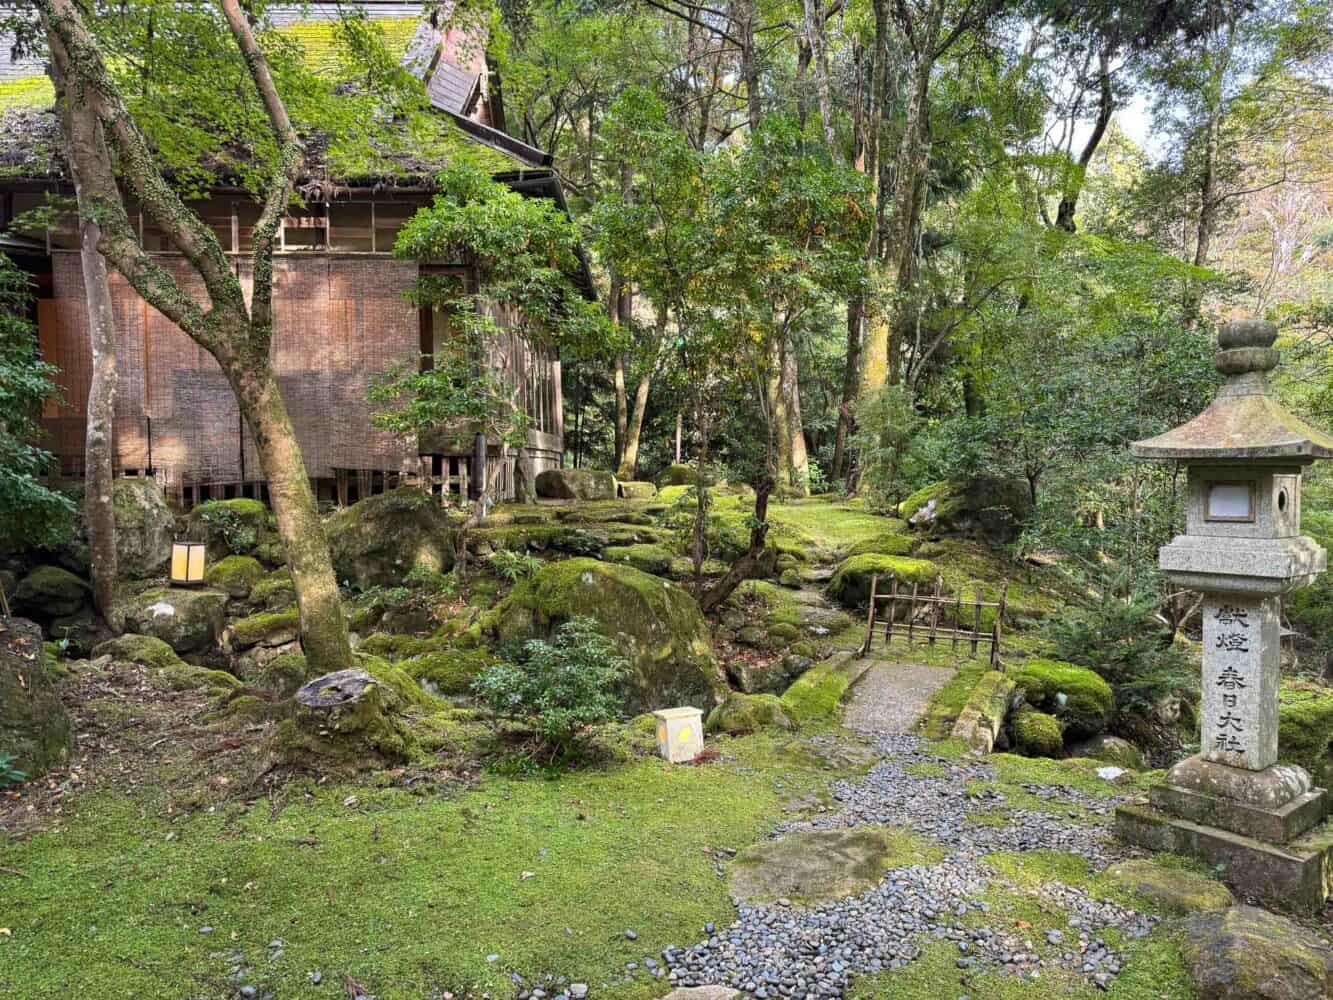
[{"x1": 0, "y1": 732, "x2": 840, "y2": 999}]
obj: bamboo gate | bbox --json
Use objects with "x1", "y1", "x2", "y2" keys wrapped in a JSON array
[{"x1": 861, "y1": 573, "x2": 1008, "y2": 668}]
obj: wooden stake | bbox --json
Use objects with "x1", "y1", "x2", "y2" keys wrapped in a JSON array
[
  {"x1": 991, "y1": 579, "x2": 1009, "y2": 670},
  {"x1": 886, "y1": 575, "x2": 898, "y2": 644},
  {"x1": 970, "y1": 595, "x2": 983, "y2": 659},
  {"x1": 951, "y1": 590, "x2": 962, "y2": 661},
  {"x1": 862, "y1": 573, "x2": 878, "y2": 656},
  {"x1": 928, "y1": 574, "x2": 942, "y2": 647},
  {"x1": 907, "y1": 581, "x2": 919, "y2": 646}
]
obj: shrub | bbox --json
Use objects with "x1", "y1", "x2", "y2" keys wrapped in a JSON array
[
  {"x1": 1044, "y1": 567, "x2": 1193, "y2": 720},
  {"x1": 471, "y1": 616, "x2": 630, "y2": 756},
  {"x1": 0, "y1": 752, "x2": 25, "y2": 788}
]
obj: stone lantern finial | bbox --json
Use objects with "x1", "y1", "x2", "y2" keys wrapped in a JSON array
[{"x1": 1215, "y1": 319, "x2": 1279, "y2": 378}]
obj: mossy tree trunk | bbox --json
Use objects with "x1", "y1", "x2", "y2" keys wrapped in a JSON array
[{"x1": 40, "y1": 0, "x2": 353, "y2": 673}]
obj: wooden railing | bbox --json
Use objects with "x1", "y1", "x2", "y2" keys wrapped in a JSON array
[{"x1": 861, "y1": 573, "x2": 1008, "y2": 668}]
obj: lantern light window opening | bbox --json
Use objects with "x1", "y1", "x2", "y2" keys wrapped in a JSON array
[
  {"x1": 1204, "y1": 480, "x2": 1255, "y2": 523},
  {"x1": 170, "y1": 540, "x2": 207, "y2": 586}
]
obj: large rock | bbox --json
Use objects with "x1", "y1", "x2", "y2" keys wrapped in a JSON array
[
  {"x1": 324, "y1": 487, "x2": 454, "y2": 590},
  {"x1": 203, "y1": 555, "x2": 265, "y2": 598},
  {"x1": 1106, "y1": 859, "x2": 1233, "y2": 915},
  {"x1": 706, "y1": 692, "x2": 796, "y2": 734},
  {"x1": 488, "y1": 557, "x2": 726, "y2": 713},
  {"x1": 1070, "y1": 734, "x2": 1145, "y2": 769},
  {"x1": 951, "y1": 670, "x2": 1016, "y2": 753},
  {"x1": 111, "y1": 478, "x2": 176, "y2": 578},
  {"x1": 728, "y1": 827, "x2": 932, "y2": 905},
  {"x1": 14, "y1": 565, "x2": 90, "y2": 620},
  {"x1": 534, "y1": 468, "x2": 617, "y2": 501},
  {"x1": 826, "y1": 554, "x2": 938, "y2": 609},
  {"x1": 119, "y1": 587, "x2": 228, "y2": 653},
  {"x1": 0, "y1": 616, "x2": 71, "y2": 777},
  {"x1": 1010, "y1": 658, "x2": 1112, "y2": 741},
  {"x1": 897, "y1": 476, "x2": 1032, "y2": 543},
  {"x1": 1179, "y1": 904, "x2": 1333, "y2": 999}
]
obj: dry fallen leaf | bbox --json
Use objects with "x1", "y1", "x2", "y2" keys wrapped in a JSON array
[
  {"x1": 0, "y1": 928, "x2": 11, "y2": 937},
  {"x1": 519, "y1": 871, "x2": 536, "y2": 880},
  {"x1": 343, "y1": 796, "x2": 358, "y2": 808},
  {"x1": 1015, "y1": 920, "x2": 1032, "y2": 929}
]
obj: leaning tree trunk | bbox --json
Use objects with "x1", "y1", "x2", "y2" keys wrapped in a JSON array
[
  {"x1": 617, "y1": 373, "x2": 651, "y2": 481},
  {"x1": 781, "y1": 337, "x2": 810, "y2": 495},
  {"x1": 699, "y1": 479, "x2": 772, "y2": 614},
  {"x1": 79, "y1": 222, "x2": 118, "y2": 619}
]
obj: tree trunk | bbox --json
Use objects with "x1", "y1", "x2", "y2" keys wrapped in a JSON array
[
  {"x1": 1055, "y1": 48, "x2": 1113, "y2": 234},
  {"x1": 800, "y1": 0, "x2": 835, "y2": 148},
  {"x1": 232, "y1": 368, "x2": 352, "y2": 672},
  {"x1": 613, "y1": 352, "x2": 628, "y2": 468},
  {"x1": 831, "y1": 296, "x2": 862, "y2": 479},
  {"x1": 79, "y1": 221, "x2": 118, "y2": 620},
  {"x1": 699, "y1": 479, "x2": 771, "y2": 614},
  {"x1": 782, "y1": 337, "x2": 809, "y2": 495},
  {"x1": 617, "y1": 373, "x2": 651, "y2": 481},
  {"x1": 768, "y1": 340, "x2": 793, "y2": 490},
  {"x1": 674, "y1": 409, "x2": 682, "y2": 463}
]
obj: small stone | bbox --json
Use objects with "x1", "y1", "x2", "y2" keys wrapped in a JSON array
[
  {"x1": 487, "y1": 954, "x2": 500, "y2": 963},
  {"x1": 570, "y1": 985, "x2": 588, "y2": 998},
  {"x1": 625, "y1": 929, "x2": 638, "y2": 940},
  {"x1": 199, "y1": 926, "x2": 214, "y2": 935}
]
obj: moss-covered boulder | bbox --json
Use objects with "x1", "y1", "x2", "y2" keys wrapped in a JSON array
[
  {"x1": 186, "y1": 498, "x2": 276, "y2": 561},
  {"x1": 951, "y1": 670, "x2": 1016, "y2": 753},
  {"x1": 1069, "y1": 734, "x2": 1145, "y2": 770},
  {"x1": 204, "y1": 555, "x2": 265, "y2": 598},
  {"x1": 896, "y1": 480, "x2": 965, "y2": 524},
  {"x1": 325, "y1": 487, "x2": 454, "y2": 590},
  {"x1": 1179, "y1": 904, "x2": 1332, "y2": 1000},
  {"x1": 249, "y1": 569, "x2": 295, "y2": 610},
  {"x1": 1107, "y1": 859, "x2": 1233, "y2": 916},
  {"x1": 603, "y1": 543, "x2": 674, "y2": 576},
  {"x1": 1012, "y1": 707, "x2": 1063, "y2": 757},
  {"x1": 14, "y1": 565, "x2": 89, "y2": 620},
  {"x1": 1278, "y1": 680, "x2": 1333, "y2": 788},
  {"x1": 111, "y1": 478, "x2": 175, "y2": 578},
  {"x1": 230, "y1": 607, "x2": 301, "y2": 649},
  {"x1": 241, "y1": 650, "x2": 309, "y2": 698},
  {"x1": 400, "y1": 649, "x2": 492, "y2": 697},
  {"x1": 842, "y1": 533, "x2": 914, "y2": 558},
  {"x1": 897, "y1": 477, "x2": 1032, "y2": 542},
  {"x1": 706, "y1": 693, "x2": 795, "y2": 735},
  {"x1": 488, "y1": 558, "x2": 725, "y2": 714},
  {"x1": 826, "y1": 554, "x2": 939, "y2": 609},
  {"x1": 92, "y1": 633, "x2": 240, "y2": 694},
  {"x1": 618, "y1": 480, "x2": 658, "y2": 499},
  {"x1": 1011, "y1": 658, "x2": 1112, "y2": 741},
  {"x1": 119, "y1": 587, "x2": 228, "y2": 653},
  {"x1": 1, "y1": 616, "x2": 71, "y2": 778},
  {"x1": 534, "y1": 468, "x2": 617, "y2": 501},
  {"x1": 657, "y1": 463, "x2": 700, "y2": 487}
]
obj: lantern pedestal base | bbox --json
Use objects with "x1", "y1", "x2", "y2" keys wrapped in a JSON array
[{"x1": 1115, "y1": 800, "x2": 1333, "y2": 913}]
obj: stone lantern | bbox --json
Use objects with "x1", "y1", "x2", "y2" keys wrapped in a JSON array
[{"x1": 1117, "y1": 319, "x2": 1333, "y2": 911}]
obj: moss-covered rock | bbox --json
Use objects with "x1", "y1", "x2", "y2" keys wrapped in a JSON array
[
  {"x1": 249, "y1": 569, "x2": 295, "y2": 610},
  {"x1": 244, "y1": 650, "x2": 309, "y2": 698},
  {"x1": 92, "y1": 633, "x2": 240, "y2": 694},
  {"x1": 617, "y1": 480, "x2": 658, "y2": 499},
  {"x1": 657, "y1": 463, "x2": 701, "y2": 486},
  {"x1": 204, "y1": 555, "x2": 265, "y2": 598},
  {"x1": 1010, "y1": 658, "x2": 1112, "y2": 741},
  {"x1": 534, "y1": 468, "x2": 617, "y2": 501},
  {"x1": 826, "y1": 554, "x2": 939, "y2": 608},
  {"x1": 780, "y1": 651, "x2": 868, "y2": 725},
  {"x1": 897, "y1": 477, "x2": 1032, "y2": 543},
  {"x1": 325, "y1": 487, "x2": 454, "y2": 590},
  {"x1": 119, "y1": 587, "x2": 228, "y2": 653},
  {"x1": 951, "y1": 670, "x2": 1016, "y2": 753},
  {"x1": 1068, "y1": 734, "x2": 1145, "y2": 769},
  {"x1": 14, "y1": 565, "x2": 89, "y2": 620},
  {"x1": 842, "y1": 533, "x2": 914, "y2": 558},
  {"x1": 230, "y1": 607, "x2": 301, "y2": 649},
  {"x1": 1178, "y1": 904, "x2": 1331, "y2": 1000},
  {"x1": 110, "y1": 478, "x2": 175, "y2": 578},
  {"x1": 356, "y1": 652, "x2": 444, "y2": 712},
  {"x1": 1107, "y1": 859, "x2": 1233, "y2": 916},
  {"x1": 0, "y1": 616, "x2": 71, "y2": 778},
  {"x1": 706, "y1": 693, "x2": 795, "y2": 735},
  {"x1": 896, "y1": 481, "x2": 965, "y2": 524},
  {"x1": 400, "y1": 649, "x2": 492, "y2": 696},
  {"x1": 187, "y1": 498, "x2": 275, "y2": 561},
  {"x1": 1278, "y1": 680, "x2": 1333, "y2": 788},
  {"x1": 603, "y1": 543, "x2": 675, "y2": 576},
  {"x1": 488, "y1": 557, "x2": 726, "y2": 714},
  {"x1": 1011, "y1": 707, "x2": 1063, "y2": 758}
]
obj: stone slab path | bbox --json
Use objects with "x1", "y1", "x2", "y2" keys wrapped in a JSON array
[{"x1": 841, "y1": 660, "x2": 954, "y2": 735}]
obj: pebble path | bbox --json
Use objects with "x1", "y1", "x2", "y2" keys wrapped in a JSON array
[{"x1": 656, "y1": 733, "x2": 1154, "y2": 999}]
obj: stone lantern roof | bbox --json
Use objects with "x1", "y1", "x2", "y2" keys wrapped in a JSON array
[{"x1": 1132, "y1": 320, "x2": 1333, "y2": 463}]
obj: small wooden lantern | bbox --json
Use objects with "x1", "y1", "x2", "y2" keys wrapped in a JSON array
[
  {"x1": 170, "y1": 540, "x2": 207, "y2": 586},
  {"x1": 653, "y1": 706, "x2": 704, "y2": 764}
]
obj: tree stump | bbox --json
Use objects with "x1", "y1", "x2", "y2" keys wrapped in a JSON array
[{"x1": 283, "y1": 669, "x2": 408, "y2": 765}]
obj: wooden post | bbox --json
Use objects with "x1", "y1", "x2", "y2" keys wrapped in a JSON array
[
  {"x1": 991, "y1": 579, "x2": 1009, "y2": 670},
  {"x1": 886, "y1": 575, "x2": 898, "y2": 643},
  {"x1": 970, "y1": 594, "x2": 983, "y2": 659},
  {"x1": 951, "y1": 590, "x2": 962, "y2": 661},
  {"x1": 862, "y1": 573, "x2": 879, "y2": 656},
  {"x1": 907, "y1": 581, "x2": 919, "y2": 646},
  {"x1": 928, "y1": 574, "x2": 942, "y2": 647}
]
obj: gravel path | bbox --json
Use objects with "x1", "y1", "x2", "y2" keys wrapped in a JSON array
[{"x1": 840, "y1": 661, "x2": 954, "y2": 735}]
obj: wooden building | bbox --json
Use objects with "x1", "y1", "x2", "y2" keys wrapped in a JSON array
[{"x1": 0, "y1": 10, "x2": 586, "y2": 506}]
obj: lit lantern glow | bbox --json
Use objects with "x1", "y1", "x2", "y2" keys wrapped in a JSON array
[
  {"x1": 652, "y1": 706, "x2": 703, "y2": 763},
  {"x1": 170, "y1": 541, "x2": 207, "y2": 586}
]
